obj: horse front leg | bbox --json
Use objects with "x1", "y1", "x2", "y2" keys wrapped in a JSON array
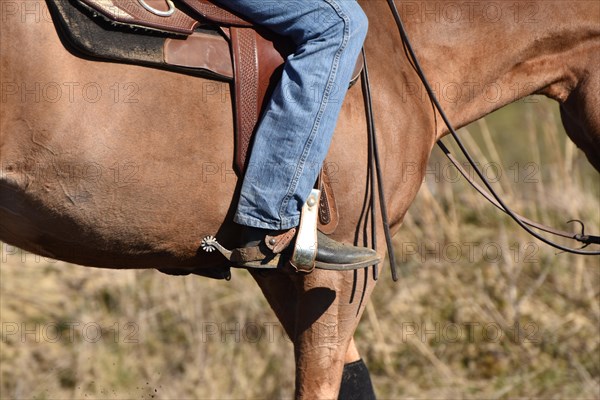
[
  {"x1": 293, "y1": 269, "x2": 375, "y2": 399},
  {"x1": 559, "y1": 72, "x2": 600, "y2": 172},
  {"x1": 251, "y1": 268, "x2": 376, "y2": 398}
]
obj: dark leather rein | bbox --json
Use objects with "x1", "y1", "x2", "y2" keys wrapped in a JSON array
[{"x1": 362, "y1": 1, "x2": 600, "y2": 281}]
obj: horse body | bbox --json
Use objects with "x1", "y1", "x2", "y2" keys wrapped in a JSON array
[
  {"x1": 1, "y1": 0, "x2": 599, "y2": 397},
  {"x1": 0, "y1": 28, "x2": 236, "y2": 267}
]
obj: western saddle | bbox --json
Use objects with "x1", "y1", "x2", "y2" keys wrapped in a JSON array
[{"x1": 48, "y1": 0, "x2": 366, "y2": 234}]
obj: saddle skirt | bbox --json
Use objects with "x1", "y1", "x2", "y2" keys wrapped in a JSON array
[{"x1": 48, "y1": 0, "x2": 366, "y2": 233}]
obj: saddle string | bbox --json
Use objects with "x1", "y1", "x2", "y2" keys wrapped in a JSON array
[
  {"x1": 369, "y1": 120, "x2": 379, "y2": 281},
  {"x1": 385, "y1": 0, "x2": 600, "y2": 255},
  {"x1": 361, "y1": 49, "x2": 400, "y2": 281},
  {"x1": 365, "y1": 64, "x2": 379, "y2": 281}
]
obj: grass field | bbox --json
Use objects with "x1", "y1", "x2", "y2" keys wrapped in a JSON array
[{"x1": 1, "y1": 97, "x2": 599, "y2": 399}]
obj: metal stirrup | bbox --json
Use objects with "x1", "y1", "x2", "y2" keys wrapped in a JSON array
[{"x1": 291, "y1": 189, "x2": 320, "y2": 273}]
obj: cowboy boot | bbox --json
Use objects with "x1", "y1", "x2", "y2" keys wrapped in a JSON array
[{"x1": 234, "y1": 226, "x2": 380, "y2": 271}]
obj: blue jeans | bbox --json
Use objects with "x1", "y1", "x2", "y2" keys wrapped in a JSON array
[{"x1": 214, "y1": 0, "x2": 368, "y2": 229}]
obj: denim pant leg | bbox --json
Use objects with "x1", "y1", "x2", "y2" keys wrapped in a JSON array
[{"x1": 213, "y1": 0, "x2": 368, "y2": 229}]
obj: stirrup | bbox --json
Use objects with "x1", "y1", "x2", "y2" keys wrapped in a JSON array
[{"x1": 290, "y1": 189, "x2": 320, "y2": 273}]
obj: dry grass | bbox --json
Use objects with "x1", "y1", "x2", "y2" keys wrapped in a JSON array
[{"x1": 1, "y1": 98, "x2": 599, "y2": 399}]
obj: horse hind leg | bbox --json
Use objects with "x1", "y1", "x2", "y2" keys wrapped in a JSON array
[
  {"x1": 338, "y1": 353, "x2": 376, "y2": 400},
  {"x1": 560, "y1": 73, "x2": 600, "y2": 172}
]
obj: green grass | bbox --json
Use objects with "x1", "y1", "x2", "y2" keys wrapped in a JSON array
[{"x1": 1, "y1": 97, "x2": 599, "y2": 399}]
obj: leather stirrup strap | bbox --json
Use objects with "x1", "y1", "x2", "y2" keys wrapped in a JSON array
[
  {"x1": 317, "y1": 168, "x2": 339, "y2": 234},
  {"x1": 231, "y1": 27, "x2": 259, "y2": 172}
]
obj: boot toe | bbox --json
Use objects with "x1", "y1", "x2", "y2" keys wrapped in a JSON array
[{"x1": 315, "y1": 232, "x2": 379, "y2": 265}]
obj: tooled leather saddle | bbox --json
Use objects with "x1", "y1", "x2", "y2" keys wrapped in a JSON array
[{"x1": 47, "y1": 0, "x2": 365, "y2": 234}]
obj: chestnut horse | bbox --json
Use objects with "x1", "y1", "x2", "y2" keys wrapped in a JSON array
[{"x1": 1, "y1": 0, "x2": 599, "y2": 397}]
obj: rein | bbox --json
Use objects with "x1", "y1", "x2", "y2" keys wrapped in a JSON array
[
  {"x1": 437, "y1": 143, "x2": 600, "y2": 247},
  {"x1": 360, "y1": 0, "x2": 600, "y2": 278}
]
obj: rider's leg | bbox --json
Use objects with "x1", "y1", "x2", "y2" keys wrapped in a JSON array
[
  {"x1": 215, "y1": 0, "x2": 367, "y2": 228},
  {"x1": 212, "y1": 0, "x2": 375, "y2": 265}
]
